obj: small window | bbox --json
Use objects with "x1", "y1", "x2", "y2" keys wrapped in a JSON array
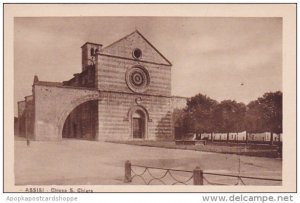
[
  {"x1": 132, "y1": 48, "x2": 142, "y2": 59},
  {"x1": 90, "y1": 48, "x2": 95, "y2": 56}
]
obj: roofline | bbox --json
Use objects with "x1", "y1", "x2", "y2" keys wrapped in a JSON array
[
  {"x1": 135, "y1": 30, "x2": 172, "y2": 66},
  {"x1": 33, "y1": 83, "x2": 186, "y2": 99},
  {"x1": 34, "y1": 83, "x2": 98, "y2": 91},
  {"x1": 102, "y1": 30, "x2": 172, "y2": 66},
  {"x1": 81, "y1": 42, "x2": 103, "y2": 48},
  {"x1": 102, "y1": 30, "x2": 136, "y2": 50},
  {"x1": 35, "y1": 80, "x2": 63, "y2": 85}
]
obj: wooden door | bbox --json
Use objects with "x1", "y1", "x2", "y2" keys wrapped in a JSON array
[{"x1": 133, "y1": 118, "x2": 143, "y2": 138}]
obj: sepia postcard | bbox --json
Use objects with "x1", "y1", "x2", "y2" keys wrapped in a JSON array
[{"x1": 3, "y1": 4, "x2": 296, "y2": 192}]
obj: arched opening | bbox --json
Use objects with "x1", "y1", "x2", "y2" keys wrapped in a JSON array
[
  {"x1": 62, "y1": 100, "x2": 98, "y2": 140},
  {"x1": 90, "y1": 48, "x2": 95, "y2": 56},
  {"x1": 132, "y1": 109, "x2": 146, "y2": 139}
]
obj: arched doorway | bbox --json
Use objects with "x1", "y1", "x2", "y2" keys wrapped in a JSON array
[
  {"x1": 62, "y1": 100, "x2": 98, "y2": 140},
  {"x1": 132, "y1": 110, "x2": 146, "y2": 139}
]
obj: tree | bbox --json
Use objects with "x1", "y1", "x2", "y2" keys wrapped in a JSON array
[
  {"x1": 234, "y1": 102, "x2": 247, "y2": 133},
  {"x1": 245, "y1": 100, "x2": 264, "y2": 143},
  {"x1": 245, "y1": 100, "x2": 265, "y2": 132},
  {"x1": 185, "y1": 94, "x2": 218, "y2": 140},
  {"x1": 258, "y1": 91, "x2": 282, "y2": 144},
  {"x1": 245, "y1": 91, "x2": 282, "y2": 145},
  {"x1": 174, "y1": 90, "x2": 282, "y2": 145},
  {"x1": 213, "y1": 100, "x2": 246, "y2": 142}
]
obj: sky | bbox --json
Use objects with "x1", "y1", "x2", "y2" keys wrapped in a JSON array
[{"x1": 14, "y1": 17, "x2": 282, "y2": 115}]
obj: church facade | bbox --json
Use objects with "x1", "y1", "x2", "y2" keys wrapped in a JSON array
[{"x1": 16, "y1": 30, "x2": 187, "y2": 141}]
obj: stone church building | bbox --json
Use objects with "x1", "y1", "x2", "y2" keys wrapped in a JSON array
[{"x1": 17, "y1": 30, "x2": 187, "y2": 141}]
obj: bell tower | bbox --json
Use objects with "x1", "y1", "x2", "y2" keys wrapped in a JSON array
[{"x1": 81, "y1": 42, "x2": 102, "y2": 71}]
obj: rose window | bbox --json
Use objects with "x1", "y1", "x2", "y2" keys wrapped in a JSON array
[{"x1": 126, "y1": 66, "x2": 150, "y2": 93}]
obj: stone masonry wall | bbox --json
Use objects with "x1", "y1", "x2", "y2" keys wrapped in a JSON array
[
  {"x1": 17, "y1": 101, "x2": 26, "y2": 137},
  {"x1": 96, "y1": 31, "x2": 171, "y2": 97},
  {"x1": 101, "y1": 31, "x2": 170, "y2": 65},
  {"x1": 25, "y1": 95, "x2": 34, "y2": 139},
  {"x1": 34, "y1": 84, "x2": 99, "y2": 141},
  {"x1": 17, "y1": 101, "x2": 26, "y2": 118},
  {"x1": 98, "y1": 91, "x2": 173, "y2": 141},
  {"x1": 96, "y1": 55, "x2": 171, "y2": 96}
]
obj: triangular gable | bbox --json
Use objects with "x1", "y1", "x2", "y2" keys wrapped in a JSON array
[{"x1": 101, "y1": 30, "x2": 172, "y2": 66}]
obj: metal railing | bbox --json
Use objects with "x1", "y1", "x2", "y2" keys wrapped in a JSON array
[{"x1": 124, "y1": 161, "x2": 282, "y2": 185}]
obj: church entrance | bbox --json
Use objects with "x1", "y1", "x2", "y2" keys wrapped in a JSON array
[{"x1": 132, "y1": 110, "x2": 145, "y2": 139}]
